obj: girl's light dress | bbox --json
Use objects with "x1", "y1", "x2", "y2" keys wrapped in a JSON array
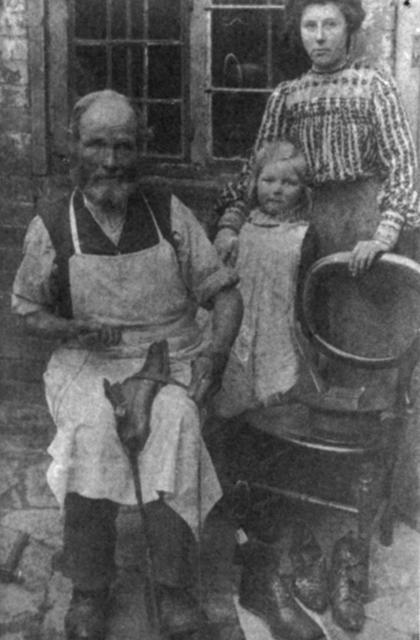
[{"x1": 215, "y1": 207, "x2": 308, "y2": 418}]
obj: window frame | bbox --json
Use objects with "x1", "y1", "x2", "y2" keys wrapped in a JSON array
[{"x1": 45, "y1": 0, "x2": 286, "y2": 177}]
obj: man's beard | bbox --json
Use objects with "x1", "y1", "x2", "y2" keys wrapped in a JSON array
[
  {"x1": 73, "y1": 165, "x2": 138, "y2": 213},
  {"x1": 83, "y1": 179, "x2": 136, "y2": 213}
]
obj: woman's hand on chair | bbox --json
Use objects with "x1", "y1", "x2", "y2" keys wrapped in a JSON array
[
  {"x1": 214, "y1": 228, "x2": 239, "y2": 267},
  {"x1": 349, "y1": 240, "x2": 389, "y2": 277}
]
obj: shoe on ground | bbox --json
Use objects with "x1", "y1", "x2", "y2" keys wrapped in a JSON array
[
  {"x1": 65, "y1": 587, "x2": 109, "y2": 640},
  {"x1": 290, "y1": 522, "x2": 329, "y2": 613},
  {"x1": 238, "y1": 540, "x2": 325, "y2": 640},
  {"x1": 330, "y1": 532, "x2": 367, "y2": 632},
  {"x1": 157, "y1": 584, "x2": 206, "y2": 636}
]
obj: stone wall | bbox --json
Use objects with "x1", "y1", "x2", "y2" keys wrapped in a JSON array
[{"x1": 0, "y1": 0, "x2": 43, "y2": 401}]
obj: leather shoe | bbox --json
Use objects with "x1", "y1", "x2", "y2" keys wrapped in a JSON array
[
  {"x1": 157, "y1": 584, "x2": 206, "y2": 636},
  {"x1": 238, "y1": 541, "x2": 324, "y2": 640},
  {"x1": 65, "y1": 588, "x2": 109, "y2": 640},
  {"x1": 330, "y1": 532, "x2": 367, "y2": 632},
  {"x1": 290, "y1": 522, "x2": 328, "y2": 613}
]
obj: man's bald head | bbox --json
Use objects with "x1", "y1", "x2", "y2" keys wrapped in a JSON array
[{"x1": 69, "y1": 90, "x2": 148, "y2": 147}]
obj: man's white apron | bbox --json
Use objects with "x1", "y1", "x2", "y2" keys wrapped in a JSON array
[{"x1": 45, "y1": 196, "x2": 222, "y2": 536}]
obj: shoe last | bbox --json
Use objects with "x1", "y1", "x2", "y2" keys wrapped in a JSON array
[
  {"x1": 65, "y1": 588, "x2": 109, "y2": 640},
  {"x1": 330, "y1": 532, "x2": 367, "y2": 632},
  {"x1": 238, "y1": 541, "x2": 325, "y2": 640},
  {"x1": 290, "y1": 523, "x2": 329, "y2": 613}
]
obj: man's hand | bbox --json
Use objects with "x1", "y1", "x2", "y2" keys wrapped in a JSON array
[
  {"x1": 24, "y1": 310, "x2": 122, "y2": 347},
  {"x1": 72, "y1": 320, "x2": 122, "y2": 348},
  {"x1": 187, "y1": 351, "x2": 228, "y2": 407},
  {"x1": 214, "y1": 229, "x2": 239, "y2": 267},
  {"x1": 349, "y1": 240, "x2": 389, "y2": 277}
]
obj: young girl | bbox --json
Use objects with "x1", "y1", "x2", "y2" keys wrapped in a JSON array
[{"x1": 215, "y1": 139, "x2": 311, "y2": 417}]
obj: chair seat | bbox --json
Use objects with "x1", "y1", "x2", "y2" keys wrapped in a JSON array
[
  {"x1": 243, "y1": 402, "x2": 387, "y2": 454},
  {"x1": 291, "y1": 382, "x2": 396, "y2": 413}
]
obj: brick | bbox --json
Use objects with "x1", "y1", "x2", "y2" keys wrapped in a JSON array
[
  {"x1": 0, "y1": 16, "x2": 26, "y2": 38},
  {"x1": 0, "y1": 58, "x2": 28, "y2": 85},
  {"x1": 0, "y1": 224, "x2": 27, "y2": 246},
  {"x1": 0, "y1": 85, "x2": 29, "y2": 109},
  {"x1": 0, "y1": 175, "x2": 35, "y2": 202},
  {"x1": 0, "y1": 132, "x2": 31, "y2": 176},
  {"x1": 1, "y1": 37, "x2": 28, "y2": 61},
  {"x1": 0, "y1": 379, "x2": 45, "y2": 403},
  {"x1": 5, "y1": 0, "x2": 26, "y2": 12},
  {"x1": 0, "y1": 356, "x2": 47, "y2": 383},
  {"x1": 0, "y1": 246, "x2": 25, "y2": 272},
  {"x1": 0, "y1": 105, "x2": 30, "y2": 133},
  {"x1": 0, "y1": 201, "x2": 35, "y2": 227},
  {"x1": 0, "y1": 332, "x2": 54, "y2": 361},
  {"x1": 0, "y1": 269, "x2": 18, "y2": 291}
]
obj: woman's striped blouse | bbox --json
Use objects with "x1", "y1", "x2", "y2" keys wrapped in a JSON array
[{"x1": 216, "y1": 61, "x2": 420, "y2": 248}]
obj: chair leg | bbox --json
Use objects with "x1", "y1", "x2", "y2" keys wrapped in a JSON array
[
  {"x1": 356, "y1": 461, "x2": 377, "y2": 598},
  {"x1": 378, "y1": 413, "x2": 407, "y2": 548}
]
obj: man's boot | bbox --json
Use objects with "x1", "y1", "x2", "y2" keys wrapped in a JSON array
[
  {"x1": 146, "y1": 498, "x2": 206, "y2": 636},
  {"x1": 61, "y1": 493, "x2": 119, "y2": 640},
  {"x1": 290, "y1": 522, "x2": 328, "y2": 613},
  {"x1": 65, "y1": 588, "x2": 110, "y2": 640},
  {"x1": 329, "y1": 532, "x2": 367, "y2": 632},
  {"x1": 238, "y1": 540, "x2": 325, "y2": 640}
]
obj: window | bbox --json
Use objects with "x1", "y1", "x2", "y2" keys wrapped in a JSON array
[
  {"x1": 70, "y1": 0, "x2": 188, "y2": 159},
  {"x1": 47, "y1": 0, "x2": 308, "y2": 174},
  {"x1": 208, "y1": 1, "x2": 308, "y2": 160}
]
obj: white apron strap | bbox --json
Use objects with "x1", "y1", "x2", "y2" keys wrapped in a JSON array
[
  {"x1": 69, "y1": 191, "x2": 165, "y2": 255},
  {"x1": 141, "y1": 193, "x2": 164, "y2": 241},
  {"x1": 69, "y1": 190, "x2": 82, "y2": 255}
]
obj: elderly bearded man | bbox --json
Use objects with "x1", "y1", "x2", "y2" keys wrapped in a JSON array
[{"x1": 12, "y1": 90, "x2": 243, "y2": 640}]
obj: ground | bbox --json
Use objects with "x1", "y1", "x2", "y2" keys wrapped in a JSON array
[{"x1": 0, "y1": 400, "x2": 418, "y2": 640}]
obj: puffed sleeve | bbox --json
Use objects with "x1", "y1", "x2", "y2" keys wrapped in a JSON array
[
  {"x1": 11, "y1": 216, "x2": 57, "y2": 316},
  {"x1": 215, "y1": 83, "x2": 289, "y2": 232},
  {"x1": 170, "y1": 196, "x2": 239, "y2": 307},
  {"x1": 370, "y1": 68, "x2": 420, "y2": 247}
]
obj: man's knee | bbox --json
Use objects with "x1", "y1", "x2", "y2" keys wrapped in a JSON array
[{"x1": 154, "y1": 384, "x2": 198, "y2": 422}]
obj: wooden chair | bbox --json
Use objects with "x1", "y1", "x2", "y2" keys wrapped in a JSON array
[{"x1": 222, "y1": 252, "x2": 420, "y2": 575}]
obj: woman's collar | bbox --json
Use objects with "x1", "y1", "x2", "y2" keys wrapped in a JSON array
[{"x1": 309, "y1": 56, "x2": 351, "y2": 75}]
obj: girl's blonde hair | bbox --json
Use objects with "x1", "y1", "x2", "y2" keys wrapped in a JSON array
[{"x1": 247, "y1": 139, "x2": 309, "y2": 211}]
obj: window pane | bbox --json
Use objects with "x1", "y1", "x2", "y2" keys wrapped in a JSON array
[
  {"x1": 111, "y1": 0, "x2": 128, "y2": 39},
  {"x1": 212, "y1": 10, "x2": 269, "y2": 88},
  {"x1": 149, "y1": 0, "x2": 181, "y2": 40},
  {"x1": 75, "y1": 0, "x2": 106, "y2": 39},
  {"x1": 212, "y1": 92, "x2": 268, "y2": 158},
  {"x1": 112, "y1": 45, "x2": 128, "y2": 94},
  {"x1": 131, "y1": 46, "x2": 144, "y2": 98},
  {"x1": 111, "y1": 45, "x2": 144, "y2": 96},
  {"x1": 131, "y1": 0, "x2": 144, "y2": 39},
  {"x1": 148, "y1": 104, "x2": 181, "y2": 156},
  {"x1": 149, "y1": 46, "x2": 181, "y2": 99},
  {"x1": 74, "y1": 45, "x2": 107, "y2": 95}
]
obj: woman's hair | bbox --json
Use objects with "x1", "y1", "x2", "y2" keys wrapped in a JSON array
[
  {"x1": 285, "y1": 0, "x2": 366, "y2": 41},
  {"x1": 247, "y1": 139, "x2": 309, "y2": 210},
  {"x1": 68, "y1": 89, "x2": 151, "y2": 146}
]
